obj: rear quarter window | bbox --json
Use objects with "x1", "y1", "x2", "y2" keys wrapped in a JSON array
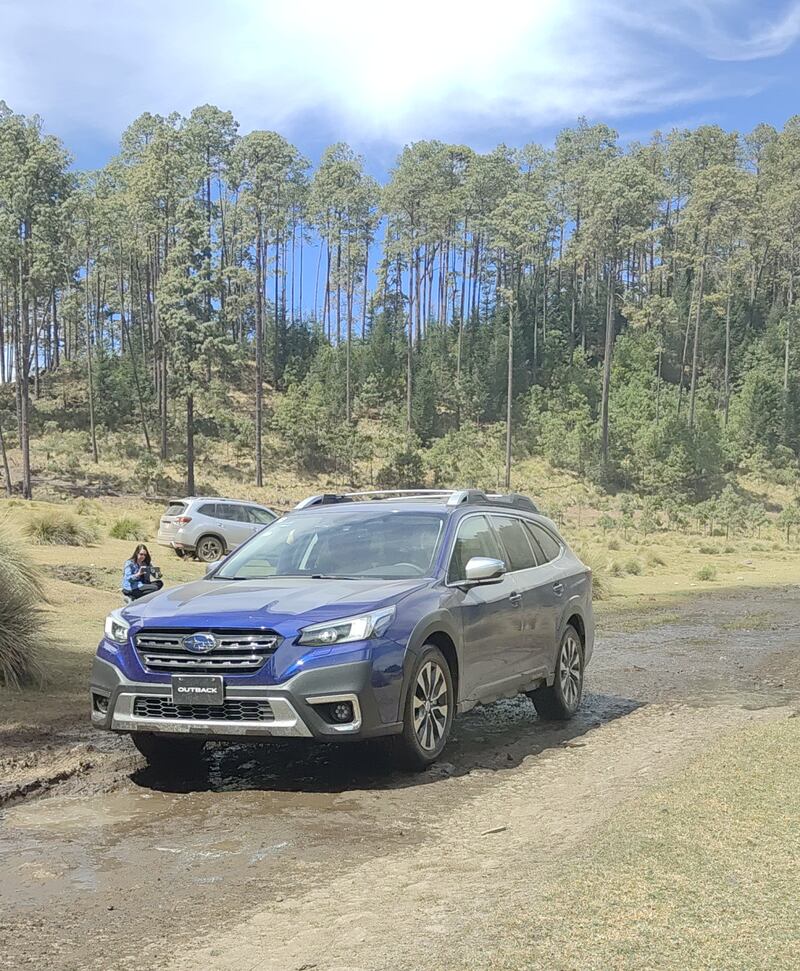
[
  {"x1": 526, "y1": 522, "x2": 562, "y2": 563},
  {"x1": 197, "y1": 503, "x2": 218, "y2": 517}
]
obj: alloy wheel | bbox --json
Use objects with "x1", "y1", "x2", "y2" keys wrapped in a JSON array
[
  {"x1": 559, "y1": 635, "x2": 582, "y2": 710},
  {"x1": 413, "y1": 660, "x2": 449, "y2": 752}
]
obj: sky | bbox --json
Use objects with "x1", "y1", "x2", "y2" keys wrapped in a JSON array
[{"x1": 2, "y1": 0, "x2": 800, "y2": 174}]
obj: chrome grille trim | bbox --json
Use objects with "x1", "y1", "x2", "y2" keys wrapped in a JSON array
[
  {"x1": 133, "y1": 697, "x2": 275, "y2": 722},
  {"x1": 134, "y1": 629, "x2": 280, "y2": 675}
]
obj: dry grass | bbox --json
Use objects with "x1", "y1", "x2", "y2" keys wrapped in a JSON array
[
  {"x1": 24, "y1": 509, "x2": 99, "y2": 546},
  {"x1": 108, "y1": 516, "x2": 148, "y2": 541},
  {"x1": 491, "y1": 715, "x2": 800, "y2": 970},
  {"x1": 0, "y1": 519, "x2": 47, "y2": 687}
]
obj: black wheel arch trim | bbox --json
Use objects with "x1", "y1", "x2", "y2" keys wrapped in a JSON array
[{"x1": 398, "y1": 611, "x2": 461, "y2": 716}]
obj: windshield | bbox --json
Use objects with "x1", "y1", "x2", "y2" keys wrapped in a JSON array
[{"x1": 214, "y1": 508, "x2": 447, "y2": 581}]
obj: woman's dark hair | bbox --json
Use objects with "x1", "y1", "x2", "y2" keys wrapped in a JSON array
[{"x1": 130, "y1": 544, "x2": 151, "y2": 565}]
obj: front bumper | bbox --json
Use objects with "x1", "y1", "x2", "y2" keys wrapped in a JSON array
[{"x1": 90, "y1": 656, "x2": 401, "y2": 742}]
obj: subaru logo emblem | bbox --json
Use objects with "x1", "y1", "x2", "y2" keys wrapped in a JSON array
[{"x1": 182, "y1": 632, "x2": 217, "y2": 654}]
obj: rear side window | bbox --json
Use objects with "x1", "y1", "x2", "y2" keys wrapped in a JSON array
[
  {"x1": 448, "y1": 515, "x2": 503, "y2": 583},
  {"x1": 491, "y1": 516, "x2": 537, "y2": 571},
  {"x1": 526, "y1": 522, "x2": 562, "y2": 563},
  {"x1": 164, "y1": 502, "x2": 185, "y2": 517},
  {"x1": 247, "y1": 506, "x2": 276, "y2": 525},
  {"x1": 217, "y1": 503, "x2": 248, "y2": 522},
  {"x1": 198, "y1": 503, "x2": 218, "y2": 517}
]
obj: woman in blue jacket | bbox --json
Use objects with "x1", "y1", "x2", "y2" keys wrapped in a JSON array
[{"x1": 122, "y1": 544, "x2": 164, "y2": 600}]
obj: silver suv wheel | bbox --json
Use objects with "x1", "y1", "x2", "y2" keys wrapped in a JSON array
[{"x1": 196, "y1": 535, "x2": 224, "y2": 562}]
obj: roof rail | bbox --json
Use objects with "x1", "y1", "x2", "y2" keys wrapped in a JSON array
[
  {"x1": 293, "y1": 493, "x2": 353, "y2": 509},
  {"x1": 293, "y1": 489, "x2": 539, "y2": 513}
]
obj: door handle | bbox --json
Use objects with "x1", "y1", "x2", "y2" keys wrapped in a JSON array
[
  {"x1": 552, "y1": 583, "x2": 564, "y2": 597},
  {"x1": 509, "y1": 591, "x2": 522, "y2": 607}
]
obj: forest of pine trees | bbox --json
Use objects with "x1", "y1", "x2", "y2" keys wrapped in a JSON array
[{"x1": 1, "y1": 101, "x2": 799, "y2": 505}]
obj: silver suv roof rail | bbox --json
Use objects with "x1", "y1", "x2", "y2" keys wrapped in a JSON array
[{"x1": 294, "y1": 489, "x2": 538, "y2": 513}]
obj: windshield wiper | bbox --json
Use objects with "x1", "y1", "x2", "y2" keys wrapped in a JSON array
[{"x1": 310, "y1": 574, "x2": 362, "y2": 580}]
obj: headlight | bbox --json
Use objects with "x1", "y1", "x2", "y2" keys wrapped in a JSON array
[
  {"x1": 104, "y1": 610, "x2": 130, "y2": 644},
  {"x1": 298, "y1": 606, "x2": 396, "y2": 647}
]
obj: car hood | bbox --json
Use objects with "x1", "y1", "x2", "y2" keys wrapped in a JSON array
[{"x1": 122, "y1": 576, "x2": 429, "y2": 633}]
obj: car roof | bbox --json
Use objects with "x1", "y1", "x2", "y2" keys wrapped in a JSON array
[{"x1": 171, "y1": 497, "x2": 270, "y2": 507}]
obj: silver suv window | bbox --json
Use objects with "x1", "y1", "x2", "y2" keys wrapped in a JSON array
[
  {"x1": 247, "y1": 506, "x2": 275, "y2": 525},
  {"x1": 197, "y1": 502, "x2": 218, "y2": 517},
  {"x1": 491, "y1": 516, "x2": 537, "y2": 572},
  {"x1": 217, "y1": 503, "x2": 248, "y2": 522},
  {"x1": 447, "y1": 515, "x2": 504, "y2": 583},
  {"x1": 165, "y1": 502, "x2": 186, "y2": 517}
]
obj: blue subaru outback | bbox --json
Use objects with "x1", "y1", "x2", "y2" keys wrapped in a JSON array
[{"x1": 91, "y1": 490, "x2": 594, "y2": 770}]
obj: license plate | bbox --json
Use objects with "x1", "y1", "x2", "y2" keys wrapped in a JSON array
[{"x1": 171, "y1": 675, "x2": 224, "y2": 706}]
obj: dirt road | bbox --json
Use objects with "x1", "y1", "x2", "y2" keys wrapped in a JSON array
[{"x1": 1, "y1": 586, "x2": 798, "y2": 971}]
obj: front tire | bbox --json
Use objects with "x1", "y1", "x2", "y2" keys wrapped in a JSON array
[
  {"x1": 529, "y1": 625, "x2": 584, "y2": 720},
  {"x1": 392, "y1": 645, "x2": 454, "y2": 771},
  {"x1": 131, "y1": 733, "x2": 206, "y2": 769}
]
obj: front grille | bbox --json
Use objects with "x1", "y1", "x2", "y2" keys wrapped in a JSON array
[
  {"x1": 134, "y1": 629, "x2": 280, "y2": 675},
  {"x1": 133, "y1": 697, "x2": 275, "y2": 722}
]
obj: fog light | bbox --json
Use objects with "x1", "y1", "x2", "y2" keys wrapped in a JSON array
[
  {"x1": 93, "y1": 693, "x2": 109, "y2": 714},
  {"x1": 332, "y1": 702, "x2": 354, "y2": 723}
]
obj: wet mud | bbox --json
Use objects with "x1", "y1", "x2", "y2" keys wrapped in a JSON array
[{"x1": 1, "y1": 586, "x2": 799, "y2": 971}]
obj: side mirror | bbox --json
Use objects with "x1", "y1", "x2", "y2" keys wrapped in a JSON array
[
  {"x1": 205, "y1": 557, "x2": 224, "y2": 576},
  {"x1": 464, "y1": 556, "x2": 507, "y2": 585}
]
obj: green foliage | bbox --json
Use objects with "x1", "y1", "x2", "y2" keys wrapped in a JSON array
[
  {"x1": 696, "y1": 565, "x2": 717, "y2": 581},
  {"x1": 109, "y1": 516, "x2": 147, "y2": 541},
  {"x1": 24, "y1": 510, "x2": 99, "y2": 546},
  {"x1": 424, "y1": 424, "x2": 504, "y2": 488},
  {"x1": 624, "y1": 557, "x2": 643, "y2": 575},
  {"x1": 0, "y1": 521, "x2": 47, "y2": 686},
  {"x1": 377, "y1": 440, "x2": 424, "y2": 489}
]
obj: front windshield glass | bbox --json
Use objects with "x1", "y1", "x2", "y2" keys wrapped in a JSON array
[{"x1": 214, "y1": 508, "x2": 447, "y2": 581}]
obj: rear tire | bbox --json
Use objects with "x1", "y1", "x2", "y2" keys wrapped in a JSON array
[
  {"x1": 391, "y1": 645, "x2": 454, "y2": 771},
  {"x1": 529, "y1": 624, "x2": 584, "y2": 720},
  {"x1": 196, "y1": 534, "x2": 224, "y2": 562},
  {"x1": 131, "y1": 733, "x2": 205, "y2": 769}
]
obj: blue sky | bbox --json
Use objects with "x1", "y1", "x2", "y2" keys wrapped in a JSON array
[{"x1": 2, "y1": 0, "x2": 800, "y2": 174}]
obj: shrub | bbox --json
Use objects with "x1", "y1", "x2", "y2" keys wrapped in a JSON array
[
  {"x1": 582, "y1": 556, "x2": 609, "y2": 600},
  {"x1": 0, "y1": 522, "x2": 47, "y2": 686},
  {"x1": 624, "y1": 558, "x2": 643, "y2": 575},
  {"x1": 696, "y1": 565, "x2": 717, "y2": 581},
  {"x1": 24, "y1": 511, "x2": 99, "y2": 546},
  {"x1": 608, "y1": 560, "x2": 626, "y2": 577},
  {"x1": 646, "y1": 551, "x2": 666, "y2": 567},
  {"x1": 109, "y1": 516, "x2": 147, "y2": 542},
  {"x1": 698, "y1": 544, "x2": 719, "y2": 555},
  {"x1": 607, "y1": 538, "x2": 621, "y2": 551}
]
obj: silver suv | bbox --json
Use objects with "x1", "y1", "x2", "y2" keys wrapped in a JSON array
[{"x1": 156, "y1": 497, "x2": 278, "y2": 562}]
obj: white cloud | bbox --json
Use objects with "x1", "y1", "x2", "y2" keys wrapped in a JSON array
[{"x1": 0, "y1": 0, "x2": 796, "y2": 149}]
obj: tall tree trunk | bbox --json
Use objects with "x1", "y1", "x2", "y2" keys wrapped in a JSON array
[
  {"x1": 505, "y1": 293, "x2": 514, "y2": 490},
  {"x1": 688, "y1": 239, "x2": 708, "y2": 430},
  {"x1": 0, "y1": 417, "x2": 11, "y2": 496},
  {"x1": 186, "y1": 393, "x2": 195, "y2": 495},
  {"x1": 255, "y1": 216, "x2": 264, "y2": 487},
  {"x1": 84, "y1": 248, "x2": 99, "y2": 464},
  {"x1": 600, "y1": 266, "x2": 615, "y2": 465},
  {"x1": 724, "y1": 262, "x2": 733, "y2": 424}
]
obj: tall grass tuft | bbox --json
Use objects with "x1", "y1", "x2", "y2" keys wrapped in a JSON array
[
  {"x1": 109, "y1": 516, "x2": 147, "y2": 542},
  {"x1": 23, "y1": 510, "x2": 99, "y2": 546},
  {"x1": 0, "y1": 520, "x2": 47, "y2": 687}
]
